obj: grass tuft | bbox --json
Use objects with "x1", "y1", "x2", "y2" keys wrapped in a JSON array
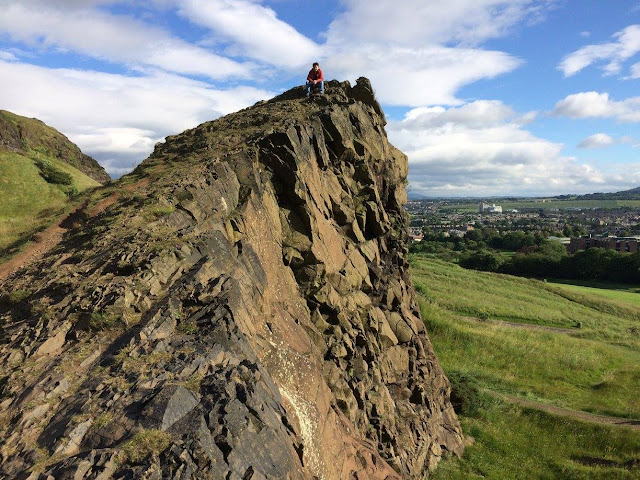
[{"x1": 120, "y1": 429, "x2": 171, "y2": 463}]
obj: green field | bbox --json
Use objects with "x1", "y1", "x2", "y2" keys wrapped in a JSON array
[
  {"x1": 0, "y1": 151, "x2": 99, "y2": 253},
  {"x1": 410, "y1": 255, "x2": 640, "y2": 478},
  {"x1": 548, "y1": 280, "x2": 640, "y2": 307},
  {"x1": 432, "y1": 399, "x2": 640, "y2": 479}
]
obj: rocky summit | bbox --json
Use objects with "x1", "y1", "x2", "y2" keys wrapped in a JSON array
[{"x1": 0, "y1": 78, "x2": 463, "y2": 479}]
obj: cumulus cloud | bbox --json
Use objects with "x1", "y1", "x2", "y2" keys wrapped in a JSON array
[
  {"x1": 319, "y1": 0, "x2": 554, "y2": 105},
  {"x1": 559, "y1": 24, "x2": 640, "y2": 77},
  {"x1": 177, "y1": 0, "x2": 320, "y2": 68},
  {"x1": 387, "y1": 100, "x2": 627, "y2": 196},
  {"x1": 0, "y1": 2, "x2": 252, "y2": 79},
  {"x1": 553, "y1": 92, "x2": 640, "y2": 122},
  {"x1": 327, "y1": 0, "x2": 552, "y2": 46},
  {"x1": 577, "y1": 133, "x2": 615, "y2": 149},
  {"x1": 323, "y1": 45, "x2": 521, "y2": 106},
  {"x1": 0, "y1": 59, "x2": 272, "y2": 177}
]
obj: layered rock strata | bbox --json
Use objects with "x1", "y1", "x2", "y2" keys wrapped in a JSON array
[{"x1": 0, "y1": 79, "x2": 463, "y2": 479}]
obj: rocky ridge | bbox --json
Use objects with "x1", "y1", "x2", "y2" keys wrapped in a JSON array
[{"x1": 0, "y1": 79, "x2": 463, "y2": 479}]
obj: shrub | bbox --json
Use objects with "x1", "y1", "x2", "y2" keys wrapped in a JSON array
[
  {"x1": 36, "y1": 160, "x2": 73, "y2": 185},
  {"x1": 459, "y1": 249, "x2": 504, "y2": 272},
  {"x1": 447, "y1": 371, "x2": 495, "y2": 417}
]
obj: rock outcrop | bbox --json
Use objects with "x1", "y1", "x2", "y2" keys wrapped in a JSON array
[
  {"x1": 0, "y1": 79, "x2": 463, "y2": 479},
  {"x1": 0, "y1": 109, "x2": 110, "y2": 183}
]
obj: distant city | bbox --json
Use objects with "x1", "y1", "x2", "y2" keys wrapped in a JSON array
[{"x1": 406, "y1": 198, "x2": 640, "y2": 253}]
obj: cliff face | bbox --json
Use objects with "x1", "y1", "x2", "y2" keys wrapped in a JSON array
[
  {"x1": 0, "y1": 79, "x2": 463, "y2": 479},
  {"x1": 0, "y1": 109, "x2": 110, "y2": 183}
]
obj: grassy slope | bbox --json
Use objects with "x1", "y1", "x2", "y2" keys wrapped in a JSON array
[
  {"x1": 0, "y1": 150, "x2": 100, "y2": 252},
  {"x1": 0, "y1": 109, "x2": 109, "y2": 183},
  {"x1": 548, "y1": 281, "x2": 640, "y2": 306},
  {"x1": 410, "y1": 255, "x2": 640, "y2": 478},
  {"x1": 432, "y1": 401, "x2": 640, "y2": 479}
]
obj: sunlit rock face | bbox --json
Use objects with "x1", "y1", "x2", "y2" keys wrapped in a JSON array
[{"x1": 0, "y1": 78, "x2": 463, "y2": 479}]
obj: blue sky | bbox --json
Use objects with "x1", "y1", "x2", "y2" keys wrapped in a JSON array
[{"x1": 0, "y1": 0, "x2": 639, "y2": 197}]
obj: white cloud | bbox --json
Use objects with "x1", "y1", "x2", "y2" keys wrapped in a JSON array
[
  {"x1": 323, "y1": 45, "x2": 521, "y2": 107},
  {"x1": 554, "y1": 92, "x2": 640, "y2": 122},
  {"x1": 327, "y1": 0, "x2": 552, "y2": 46},
  {"x1": 0, "y1": 50, "x2": 17, "y2": 61},
  {"x1": 177, "y1": 0, "x2": 320, "y2": 68},
  {"x1": 0, "y1": 59, "x2": 273, "y2": 177},
  {"x1": 387, "y1": 100, "x2": 628, "y2": 196},
  {"x1": 559, "y1": 24, "x2": 640, "y2": 77},
  {"x1": 318, "y1": 0, "x2": 556, "y2": 105},
  {"x1": 0, "y1": 2, "x2": 252, "y2": 80},
  {"x1": 630, "y1": 61, "x2": 640, "y2": 78},
  {"x1": 577, "y1": 133, "x2": 615, "y2": 149}
]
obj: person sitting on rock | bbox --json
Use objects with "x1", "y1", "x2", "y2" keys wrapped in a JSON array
[{"x1": 305, "y1": 62, "x2": 324, "y2": 96}]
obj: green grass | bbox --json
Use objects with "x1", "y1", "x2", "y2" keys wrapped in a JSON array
[
  {"x1": 421, "y1": 300, "x2": 640, "y2": 419},
  {"x1": 411, "y1": 256, "x2": 640, "y2": 342},
  {"x1": 0, "y1": 151, "x2": 100, "y2": 252},
  {"x1": 548, "y1": 281, "x2": 640, "y2": 307},
  {"x1": 432, "y1": 398, "x2": 640, "y2": 480},
  {"x1": 410, "y1": 254, "x2": 640, "y2": 478}
]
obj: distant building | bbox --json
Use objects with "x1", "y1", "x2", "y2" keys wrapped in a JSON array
[
  {"x1": 478, "y1": 203, "x2": 502, "y2": 213},
  {"x1": 408, "y1": 227, "x2": 424, "y2": 242},
  {"x1": 547, "y1": 236, "x2": 571, "y2": 245},
  {"x1": 448, "y1": 229, "x2": 467, "y2": 238},
  {"x1": 569, "y1": 235, "x2": 640, "y2": 254}
]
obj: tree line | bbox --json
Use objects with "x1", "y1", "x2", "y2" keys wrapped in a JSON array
[{"x1": 410, "y1": 228, "x2": 640, "y2": 283}]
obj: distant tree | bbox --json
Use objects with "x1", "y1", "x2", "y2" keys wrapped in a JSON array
[
  {"x1": 460, "y1": 249, "x2": 504, "y2": 272},
  {"x1": 464, "y1": 229, "x2": 483, "y2": 242},
  {"x1": 572, "y1": 225, "x2": 588, "y2": 236}
]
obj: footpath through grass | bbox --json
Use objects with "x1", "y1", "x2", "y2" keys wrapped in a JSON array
[
  {"x1": 0, "y1": 151, "x2": 99, "y2": 254},
  {"x1": 431, "y1": 397, "x2": 640, "y2": 480},
  {"x1": 548, "y1": 280, "x2": 640, "y2": 307},
  {"x1": 410, "y1": 254, "x2": 640, "y2": 479}
]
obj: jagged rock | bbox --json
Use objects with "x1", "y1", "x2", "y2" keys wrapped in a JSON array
[{"x1": 0, "y1": 78, "x2": 463, "y2": 479}]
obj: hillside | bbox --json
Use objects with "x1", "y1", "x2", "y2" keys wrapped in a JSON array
[
  {"x1": 0, "y1": 79, "x2": 463, "y2": 479},
  {"x1": 558, "y1": 186, "x2": 640, "y2": 200},
  {"x1": 0, "y1": 110, "x2": 110, "y2": 255},
  {"x1": 409, "y1": 256, "x2": 640, "y2": 478},
  {"x1": 0, "y1": 110, "x2": 109, "y2": 183}
]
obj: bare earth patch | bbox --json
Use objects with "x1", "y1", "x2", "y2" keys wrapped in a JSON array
[
  {"x1": 0, "y1": 202, "x2": 85, "y2": 281},
  {"x1": 461, "y1": 315, "x2": 577, "y2": 334},
  {"x1": 0, "y1": 178, "x2": 151, "y2": 281},
  {"x1": 494, "y1": 393, "x2": 640, "y2": 430}
]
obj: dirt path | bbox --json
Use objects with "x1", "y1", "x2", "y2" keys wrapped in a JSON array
[
  {"x1": 460, "y1": 315, "x2": 577, "y2": 334},
  {"x1": 491, "y1": 392, "x2": 640, "y2": 430},
  {"x1": 0, "y1": 202, "x2": 87, "y2": 281},
  {"x1": 0, "y1": 178, "x2": 150, "y2": 282}
]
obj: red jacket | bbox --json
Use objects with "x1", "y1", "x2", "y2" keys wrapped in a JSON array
[{"x1": 307, "y1": 68, "x2": 324, "y2": 82}]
